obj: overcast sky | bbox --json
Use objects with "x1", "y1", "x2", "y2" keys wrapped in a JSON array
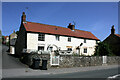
[{"x1": 2, "y1": 2, "x2": 118, "y2": 41}]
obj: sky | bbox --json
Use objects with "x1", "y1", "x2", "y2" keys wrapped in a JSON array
[{"x1": 2, "y1": 2, "x2": 118, "y2": 41}]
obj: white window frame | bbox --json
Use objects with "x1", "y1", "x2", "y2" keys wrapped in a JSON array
[
  {"x1": 68, "y1": 37, "x2": 71, "y2": 42},
  {"x1": 38, "y1": 33, "x2": 45, "y2": 41},
  {"x1": 84, "y1": 48, "x2": 87, "y2": 53},
  {"x1": 84, "y1": 39, "x2": 86, "y2": 43}
]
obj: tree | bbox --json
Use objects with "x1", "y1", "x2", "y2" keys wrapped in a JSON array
[
  {"x1": 94, "y1": 42, "x2": 114, "y2": 56},
  {"x1": 16, "y1": 31, "x2": 19, "y2": 35}
]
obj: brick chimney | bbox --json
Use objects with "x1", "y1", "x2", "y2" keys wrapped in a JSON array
[
  {"x1": 68, "y1": 23, "x2": 75, "y2": 30},
  {"x1": 111, "y1": 25, "x2": 115, "y2": 34},
  {"x1": 21, "y1": 12, "x2": 26, "y2": 23}
]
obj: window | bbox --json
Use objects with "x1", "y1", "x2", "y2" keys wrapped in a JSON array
[
  {"x1": 38, "y1": 33, "x2": 45, "y2": 41},
  {"x1": 84, "y1": 48, "x2": 87, "y2": 53},
  {"x1": 68, "y1": 37, "x2": 71, "y2": 42},
  {"x1": 67, "y1": 48, "x2": 72, "y2": 51},
  {"x1": 56, "y1": 35, "x2": 60, "y2": 41},
  {"x1": 84, "y1": 39, "x2": 86, "y2": 43},
  {"x1": 38, "y1": 46, "x2": 44, "y2": 51}
]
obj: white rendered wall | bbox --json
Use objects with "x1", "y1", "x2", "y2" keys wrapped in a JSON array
[
  {"x1": 27, "y1": 33, "x2": 38, "y2": 50},
  {"x1": 27, "y1": 33, "x2": 97, "y2": 56}
]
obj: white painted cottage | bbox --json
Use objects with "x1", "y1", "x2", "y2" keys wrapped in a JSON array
[{"x1": 15, "y1": 12, "x2": 100, "y2": 56}]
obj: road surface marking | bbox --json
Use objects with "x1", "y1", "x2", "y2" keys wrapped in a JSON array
[{"x1": 108, "y1": 74, "x2": 120, "y2": 78}]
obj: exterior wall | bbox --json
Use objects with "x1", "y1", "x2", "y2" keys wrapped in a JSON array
[
  {"x1": 27, "y1": 33, "x2": 97, "y2": 56},
  {"x1": 103, "y1": 34, "x2": 120, "y2": 56},
  {"x1": 5, "y1": 37, "x2": 9, "y2": 43},
  {"x1": 15, "y1": 24, "x2": 26, "y2": 56},
  {"x1": 10, "y1": 46, "x2": 15, "y2": 54},
  {"x1": 27, "y1": 33, "x2": 38, "y2": 50}
]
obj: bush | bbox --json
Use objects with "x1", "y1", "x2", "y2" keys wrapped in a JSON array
[{"x1": 94, "y1": 42, "x2": 114, "y2": 56}]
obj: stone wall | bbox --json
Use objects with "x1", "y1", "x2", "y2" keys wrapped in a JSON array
[
  {"x1": 49, "y1": 55, "x2": 120, "y2": 68},
  {"x1": 21, "y1": 53, "x2": 120, "y2": 68},
  {"x1": 107, "y1": 56, "x2": 120, "y2": 65}
]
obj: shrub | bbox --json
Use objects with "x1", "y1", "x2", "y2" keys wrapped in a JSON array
[{"x1": 94, "y1": 42, "x2": 114, "y2": 56}]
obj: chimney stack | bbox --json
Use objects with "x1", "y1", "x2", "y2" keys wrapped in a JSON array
[
  {"x1": 13, "y1": 30, "x2": 15, "y2": 33},
  {"x1": 21, "y1": 12, "x2": 26, "y2": 23},
  {"x1": 68, "y1": 23, "x2": 75, "y2": 30},
  {"x1": 111, "y1": 25, "x2": 115, "y2": 34}
]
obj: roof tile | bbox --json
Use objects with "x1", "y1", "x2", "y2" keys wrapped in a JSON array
[
  {"x1": 115, "y1": 34, "x2": 120, "y2": 37},
  {"x1": 23, "y1": 22, "x2": 99, "y2": 40}
]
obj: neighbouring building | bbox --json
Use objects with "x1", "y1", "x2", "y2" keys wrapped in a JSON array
[
  {"x1": 15, "y1": 12, "x2": 100, "y2": 56},
  {"x1": 9, "y1": 31, "x2": 17, "y2": 54},
  {"x1": 2, "y1": 36, "x2": 9, "y2": 44},
  {"x1": 103, "y1": 25, "x2": 120, "y2": 56}
]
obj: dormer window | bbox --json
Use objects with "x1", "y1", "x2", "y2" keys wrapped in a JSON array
[{"x1": 56, "y1": 35, "x2": 60, "y2": 41}]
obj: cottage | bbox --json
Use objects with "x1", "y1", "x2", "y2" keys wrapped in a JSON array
[
  {"x1": 15, "y1": 12, "x2": 100, "y2": 56},
  {"x1": 9, "y1": 31, "x2": 17, "y2": 54},
  {"x1": 103, "y1": 25, "x2": 120, "y2": 56}
]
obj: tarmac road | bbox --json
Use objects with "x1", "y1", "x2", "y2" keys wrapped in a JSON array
[
  {"x1": 19, "y1": 66, "x2": 119, "y2": 78},
  {"x1": 2, "y1": 45, "x2": 28, "y2": 69}
]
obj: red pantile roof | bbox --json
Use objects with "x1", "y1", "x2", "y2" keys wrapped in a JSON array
[
  {"x1": 115, "y1": 34, "x2": 120, "y2": 37},
  {"x1": 23, "y1": 22, "x2": 100, "y2": 40}
]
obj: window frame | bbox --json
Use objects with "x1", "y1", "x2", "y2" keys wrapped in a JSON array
[
  {"x1": 56, "y1": 35, "x2": 60, "y2": 41},
  {"x1": 84, "y1": 48, "x2": 87, "y2": 53},
  {"x1": 67, "y1": 48, "x2": 72, "y2": 51},
  {"x1": 38, "y1": 33, "x2": 45, "y2": 41},
  {"x1": 38, "y1": 46, "x2": 44, "y2": 51},
  {"x1": 84, "y1": 39, "x2": 86, "y2": 43},
  {"x1": 68, "y1": 37, "x2": 71, "y2": 42}
]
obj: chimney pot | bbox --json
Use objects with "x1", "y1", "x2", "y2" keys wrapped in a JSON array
[{"x1": 68, "y1": 23, "x2": 75, "y2": 30}]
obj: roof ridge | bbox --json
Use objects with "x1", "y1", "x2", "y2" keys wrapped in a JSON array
[
  {"x1": 75, "y1": 29, "x2": 91, "y2": 33},
  {"x1": 26, "y1": 21, "x2": 91, "y2": 33},
  {"x1": 27, "y1": 21, "x2": 68, "y2": 29}
]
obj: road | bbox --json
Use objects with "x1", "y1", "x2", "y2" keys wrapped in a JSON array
[
  {"x1": 17, "y1": 67, "x2": 119, "y2": 78},
  {"x1": 2, "y1": 45, "x2": 28, "y2": 69},
  {"x1": 2, "y1": 45, "x2": 28, "y2": 79}
]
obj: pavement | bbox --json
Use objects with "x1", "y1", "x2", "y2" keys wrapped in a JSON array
[{"x1": 1, "y1": 45, "x2": 120, "y2": 78}]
